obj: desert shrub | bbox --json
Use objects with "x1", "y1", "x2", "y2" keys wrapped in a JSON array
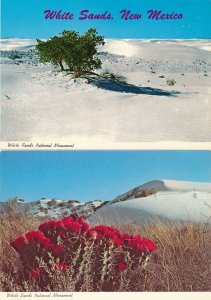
[
  {"x1": 9, "y1": 53, "x2": 22, "y2": 60},
  {"x1": 5, "y1": 216, "x2": 157, "y2": 291},
  {"x1": 36, "y1": 28, "x2": 105, "y2": 77},
  {"x1": 36, "y1": 36, "x2": 66, "y2": 71},
  {"x1": 134, "y1": 188, "x2": 157, "y2": 198},
  {"x1": 166, "y1": 79, "x2": 176, "y2": 86},
  {"x1": 113, "y1": 188, "x2": 157, "y2": 203},
  {"x1": 101, "y1": 71, "x2": 126, "y2": 83}
]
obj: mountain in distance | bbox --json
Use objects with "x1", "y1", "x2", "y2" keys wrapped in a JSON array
[{"x1": 0, "y1": 197, "x2": 104, "y2": 219}]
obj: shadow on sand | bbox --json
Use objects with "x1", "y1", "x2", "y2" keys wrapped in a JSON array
[{"x1": 91, "y1": 78, "x2": 180, "y2": 97}]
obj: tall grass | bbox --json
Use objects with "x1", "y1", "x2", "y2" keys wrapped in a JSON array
[
  {"x1": 0, "y1": 211, "x2": 210, "y2": 292},
  {"x1": 0, "y1": 210, "x2": 49, "y2": 279},
  {"x1": 117, "y1": 219, "x2": 211, "y2": 291}
]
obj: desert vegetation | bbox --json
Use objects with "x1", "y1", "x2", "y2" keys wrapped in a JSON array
[
  {"x1": 113, "y1": 188, "x2": 157, "y2": 204},
  {"x1": 36, "y1": 28, "x2": 105, "y2": 78},
  {"x1": 0, "y1": 209, "x2": 210, "y2": 292}
]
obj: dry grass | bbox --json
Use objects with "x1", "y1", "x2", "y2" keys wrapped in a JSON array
[
  {"x1": 0, "y1": 211, "x2": 210, "y2": 292},
  {"x1": 0, "y1": 211, "x2": 49, "y2": 277},
  {"x1": 117, "y1": 219, "x2": 211, "y2": 291}
]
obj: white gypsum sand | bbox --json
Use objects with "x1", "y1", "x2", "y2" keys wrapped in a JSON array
[
  {"x1": 88, "y1": 179, "x2": 211, "y2": 225},
  {"x1": 1, "y1": 39, "x2": 211, "y2": 142}
]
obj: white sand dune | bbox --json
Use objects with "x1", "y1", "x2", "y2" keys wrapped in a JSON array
[
  {"x1": 88, "y1": 180, "x2": 211, "y2": 225},
  {"x1": 1, "y1": 39, "x2": 211, "y2": 142},
  {"x1": 0, "y1": 38, "x2": 38, "y2": 51}
]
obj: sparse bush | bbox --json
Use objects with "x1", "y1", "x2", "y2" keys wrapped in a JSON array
[
  {"x1": 166, "y1": 79, "x2": 176, "y2": 86},
  {"x1": 9, "y1": 53, "x2": 21, "y2": 60},
  {"x1": 113, "y1": 188, "x2": 157, "y2": 203},
  {"x1": 101, "y1": 71, "x2": 126, "y2": 83},
  {"x1": 134, "y1": 188, "x2": 157, "y2": 198}
]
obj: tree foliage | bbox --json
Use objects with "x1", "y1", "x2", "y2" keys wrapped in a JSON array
[{"x1": 36, "y1": 28, "x2": 105, "y2": 77}]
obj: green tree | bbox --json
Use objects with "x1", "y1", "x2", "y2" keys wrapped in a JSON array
[
  {"x1": 36, "y1": 36, "x2": 65, "y2": 71},
  {"x1": 36, "y1": 28, "x2": 105, "y2": 77}
]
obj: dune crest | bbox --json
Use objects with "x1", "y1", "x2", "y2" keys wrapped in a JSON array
[{"x1": 89, "y1": 179, "x2": 211, "y2": 225}]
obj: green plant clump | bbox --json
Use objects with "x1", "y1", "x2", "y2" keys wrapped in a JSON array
[{"x1": 36, "y1": 28, "x2": 105, "y2": 78}]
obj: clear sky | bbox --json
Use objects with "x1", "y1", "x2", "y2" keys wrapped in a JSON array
[
  {"x1": 1, "y1": 0, "x2": 211, "y2": 39},
  {"x1": 1, "y1": 151, "x2": 210, "y2": 202}
]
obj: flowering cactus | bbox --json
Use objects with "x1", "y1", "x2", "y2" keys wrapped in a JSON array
[{"x1": 10, "y1": 216, "x2": 157, "y2": 291}]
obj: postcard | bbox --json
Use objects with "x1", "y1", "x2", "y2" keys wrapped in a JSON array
[
  {"x1": 0, "y1": 0, "x2": 211, "y2": 299},
  {"x1": 0, "y1": 150, "x2": 211, "y2": 298},
  {"x1": 1, "y1": 0, "x2": 211, "y2": 147}
]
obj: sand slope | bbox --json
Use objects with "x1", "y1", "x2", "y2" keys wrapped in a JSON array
[
  {"x1": 89, "y1": 180, "x2": 211, "y2": 225},
  {"x1": 1, "y1": 39, "x2": 211, "y2": 142}
]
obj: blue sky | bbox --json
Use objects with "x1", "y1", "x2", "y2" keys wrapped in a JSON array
[
  {"x1": 1, "y1": 0, "x2": 211, "y2": 38},
  {"x1": 1, "y1": 151, "x2": 210, "y2": 202}
]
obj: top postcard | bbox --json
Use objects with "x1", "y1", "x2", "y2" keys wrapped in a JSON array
[{"x1": 1, "y1": 0, "x2": 211, "y2": 147}]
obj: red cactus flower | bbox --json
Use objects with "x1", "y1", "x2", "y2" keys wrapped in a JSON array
[
  {"x1": 39, "y1": 220, "x2": 60, "y2": 237},
  {"x1": 91, "y1": 225, "x2": 121, "y2": 241},
  {"x1": 29, "y1": 267, "x2": 41, "y2": 280},
  {"x1": 122, "y1": 233, "x2": 132, "y2": 242},
  {"x1": 24, "y1": 231, "x2": 55, "y2": 251},
  {"x1": 118, "y1": 262, "x2": 128, "y2": 273},
  {"x1": 144, "y1": 238, "x2": 157, "y2": 252},
  {"x1": 11, "y1": 215, "x2": 157, "y2": 290},
  {"x1": 53, "y1": 244, "x2": 64, "y2": 255},
  {"x1": 60, "y1": 216, "x2": 73, "y2": 225},
  {"x1": 25, "y1": 231, "x2": 47, "y2": 242},
  {"x1": 127, "y1": 236, "x2": 157, "y2": 252},
  {"x1": 10, "y1": 236, "x2": 26, "y2": 252},
  {"x1": 111, "y1": 236, "x2": 123, "y2": 247},
  {"x1": 57, "y1": 229, "x2": 66, "y2": 238},
  {"x1": 86, "y1": 229, "x2": 94, "y2": 238},
  {"x1": 60, "y1": 217, "x2": 83, "y2": 234}
]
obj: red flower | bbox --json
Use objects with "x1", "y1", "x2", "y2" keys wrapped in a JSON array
[
  {"x1": 11, "y1": 215, "x2": 157, "y2": 286},
  {"x1": 91, "y1": 225, "x2": 122, "y2": 245},
  {"x1": 29, "y1": 267, "x2": 41, "y2": 280},
  {"x1": 127, "y1": 236, "x2": 157, "y2": 252},
  {"x1": 118, "y1": 262, "x2": 128, "y2": 273},
  {"x1": 25, "y1": 231, "x2": 46, "y2": 242},
  {"x1": 53, "y1": 244, "x2": 64, "y2": 255},
  {"x1": 60, "y1": 217, "x2": 83, "y2": 234},
  {"x1": 25, "y1": 231, "x2": 54, "y2": 251},
  {"x1": 144, "y1": 238, "x2": 157, "y2": 252},
  {"x1": 39, "y1": 220, "x2": 60, "y2": 238},
  {"x1": 10, "y1": 236, "x2": 26, "y2": 252},
  {"x1": 122, "y1": 233, "x2": 132, "y2": 243},
  {"x1": 111, "y1": 236, "x2": 123, "y2": 247},
  {"x1": 85, "y1": 229, "x2": 95, "y2": 239}
]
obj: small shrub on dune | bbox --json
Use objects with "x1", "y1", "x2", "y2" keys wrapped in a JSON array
[
  {"x1": 7, "y1": 216, "x2": 157, "y2": 291},
  {"x1": 166, "y1": 79, "x2": 176, "y2": 86}
]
